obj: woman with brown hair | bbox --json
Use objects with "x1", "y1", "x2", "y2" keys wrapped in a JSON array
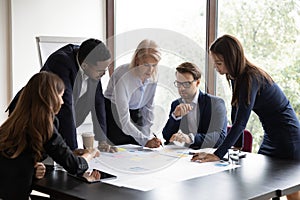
[
  {"x1": 191, "y1": 34, "x2": 300, "y2": 200},
  {"x1": 0, "y1": 71, "x2": 99, "y2": 200}
]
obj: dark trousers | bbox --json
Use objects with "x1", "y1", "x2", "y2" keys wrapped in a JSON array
[{"x1": 105, "y1": 98, "x2": 142, "y2": 145}]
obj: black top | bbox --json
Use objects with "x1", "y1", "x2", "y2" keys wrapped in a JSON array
[{"x1": 0, "y1": 118, "x2": 88, "y2": 200}]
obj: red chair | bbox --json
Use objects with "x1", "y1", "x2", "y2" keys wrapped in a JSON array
[{"x1": 227, "y1": 126, "x2": 253, "y2": 153}]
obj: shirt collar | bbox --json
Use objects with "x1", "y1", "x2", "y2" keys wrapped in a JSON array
[
  {"x1": 182, "y1": 89, "x2": 199, "y2": 105},
  {"x1": 137, "y1": 77, "x2": 150, "y2": 86},
  {"x1": 77, "y1": 54, "x2": 89, "y2": 82}
]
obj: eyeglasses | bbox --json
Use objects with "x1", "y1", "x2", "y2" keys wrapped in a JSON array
[{"x1": 174, "y1": 80, "x2": 196, "y2": 88}]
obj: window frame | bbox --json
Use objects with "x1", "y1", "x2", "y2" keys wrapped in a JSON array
[{"x1": 105, "y1": 0, "x2": 219, "y2": 95}]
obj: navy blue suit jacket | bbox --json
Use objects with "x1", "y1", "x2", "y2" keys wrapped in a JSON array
[
  {"x1": 162, "y1": 91, "x2": 227, "y2": 149},
  {"x1": 7, "y1": 44, "x2": 107, "y2": 150},
  {"x1": 41, "y1": 44, "x2": 107, "y2": 150}
]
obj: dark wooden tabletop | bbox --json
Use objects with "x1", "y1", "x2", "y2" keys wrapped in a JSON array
[{"x1": 33, "y1": 152, "x2": 300, "y2": 200}]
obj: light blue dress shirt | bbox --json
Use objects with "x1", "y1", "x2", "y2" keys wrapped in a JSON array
[{"x1": 104, "y1": 64, "x2": 157, "y2": 145}]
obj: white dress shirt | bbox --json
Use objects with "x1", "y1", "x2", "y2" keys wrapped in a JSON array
[
  {"x1": 78, "y1": 67, "x2": 89, "y2": 98},
  {"x1": 171, "y1": 90, "x2": 200, "y2": 143}
]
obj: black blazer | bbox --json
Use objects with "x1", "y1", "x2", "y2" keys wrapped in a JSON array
[
  {"x1": 7, "y1": 44, "x2": 107, "y2": 150},
  {"x1": 0, "y1": 117, "x2": 88, "y2": 200}
]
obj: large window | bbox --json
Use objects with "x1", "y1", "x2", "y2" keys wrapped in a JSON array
[
  {"x1": 216, "y1": 0, "x2": 300, "y2": 152},
  {"x1": 112, "y1": 0, "x2": 300, "y2": 152},
  {"x1": 115, "y1": 0, "x2": 207, "y2": 133}
]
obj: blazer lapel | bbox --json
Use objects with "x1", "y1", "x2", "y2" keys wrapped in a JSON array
[
  {"x1": 197, "y1": 91, "x2": 211, "y2": 133},
  {"x1": 73, "y1": 73, "x2": 82, "y2": 104}
]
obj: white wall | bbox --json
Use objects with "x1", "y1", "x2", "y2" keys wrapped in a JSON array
[
  {"x1": 0, "y1": 0, "x2": 11, "y2": 123},
  {"x1": 11, "y1": 0, "x2": 106, "y2": 95}
]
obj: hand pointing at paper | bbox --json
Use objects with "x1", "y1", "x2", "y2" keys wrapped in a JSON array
[{"x1": 191, "y1": 152, "x2": 220, "y2": 163}]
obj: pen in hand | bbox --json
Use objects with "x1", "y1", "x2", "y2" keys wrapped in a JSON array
[{"x1": 153, "y1": 133, "x2": 163, "y2": 148}]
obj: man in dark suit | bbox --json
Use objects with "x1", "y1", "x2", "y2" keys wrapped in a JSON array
[
  {"x1": 162, "y1": 62, "x2": 227, "y2": 149},
  {"x1": 7, "y1": 38, "x2": 116, "y2": 152}
]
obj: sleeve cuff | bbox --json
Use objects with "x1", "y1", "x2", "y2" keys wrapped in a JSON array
[
  {"x1": 188, "y1": 133, "x2": 195, "y2": 144},
  {"x1": 137, "y1": 134, "x2": 153, "y2": 147},
  {"x1": 171, "y1": 112, "x2": 182, "y2": 120}
]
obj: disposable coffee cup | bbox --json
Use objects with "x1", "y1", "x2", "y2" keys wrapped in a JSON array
[{"x1": 82, "y1": 132, "x2": 94, "y2": 151}]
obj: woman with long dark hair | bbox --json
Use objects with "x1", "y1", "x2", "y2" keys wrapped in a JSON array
[
  {"x1": 192, "y1": 35, "x2": 300, "y2": 200},
  {"x1": 0, "y1": 71, "x2": 99, "y2": 199}
]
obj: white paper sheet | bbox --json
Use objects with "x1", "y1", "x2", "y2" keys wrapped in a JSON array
[{"x1": 88, "y1": 144, "x2": 239, "y2": 191}]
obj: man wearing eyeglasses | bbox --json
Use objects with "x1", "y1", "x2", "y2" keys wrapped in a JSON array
[
  {"x1": 162, "y1": 62, "x2": 227, "y2": 149},
  {"x1": 7, "y1": 39, "x2": 117, "y2": 153}
]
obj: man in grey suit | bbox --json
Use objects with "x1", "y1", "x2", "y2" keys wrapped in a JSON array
[{"x1": 162, "y1": 62, "x2": 227, "y2": 149}]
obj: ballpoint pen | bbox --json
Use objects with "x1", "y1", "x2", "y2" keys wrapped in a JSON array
[{"x1": 153, "y1": 133, "x2": 163, "y2": 147}]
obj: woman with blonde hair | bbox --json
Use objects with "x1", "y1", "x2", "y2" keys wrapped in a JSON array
[
  {"x1": 0, "y1": 72, "x2": 99, "y2": 199},
  {"x1": 105, "y1": 39, "x2": 162, "y2": 148}
]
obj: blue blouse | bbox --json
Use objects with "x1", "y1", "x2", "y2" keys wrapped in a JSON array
[{"x1": 104, "y1": 64, "x2": 157, "y2": 145}]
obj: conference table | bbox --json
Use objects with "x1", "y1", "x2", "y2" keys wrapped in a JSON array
[{"x1": 33, "y1": 152, "x2": 300, "y2": 200}]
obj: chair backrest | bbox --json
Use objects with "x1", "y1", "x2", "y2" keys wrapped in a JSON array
[
  {"x1": 227, "y1": 126, "x2": 253, "y2": 153},
  {"x1": 242, "y1": 129, "x2": 253, "y2": 153}
]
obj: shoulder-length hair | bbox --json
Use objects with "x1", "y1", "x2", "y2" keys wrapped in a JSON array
[
  {"x1": 129, "y1": 39, "x2": 161, "y2": 80},
  {"x1": 0, "y1": 71, "x2": 65, "y2": 163},
  {"x1": 209, "y1": 34, "x2": 273, "y2": 106}
]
